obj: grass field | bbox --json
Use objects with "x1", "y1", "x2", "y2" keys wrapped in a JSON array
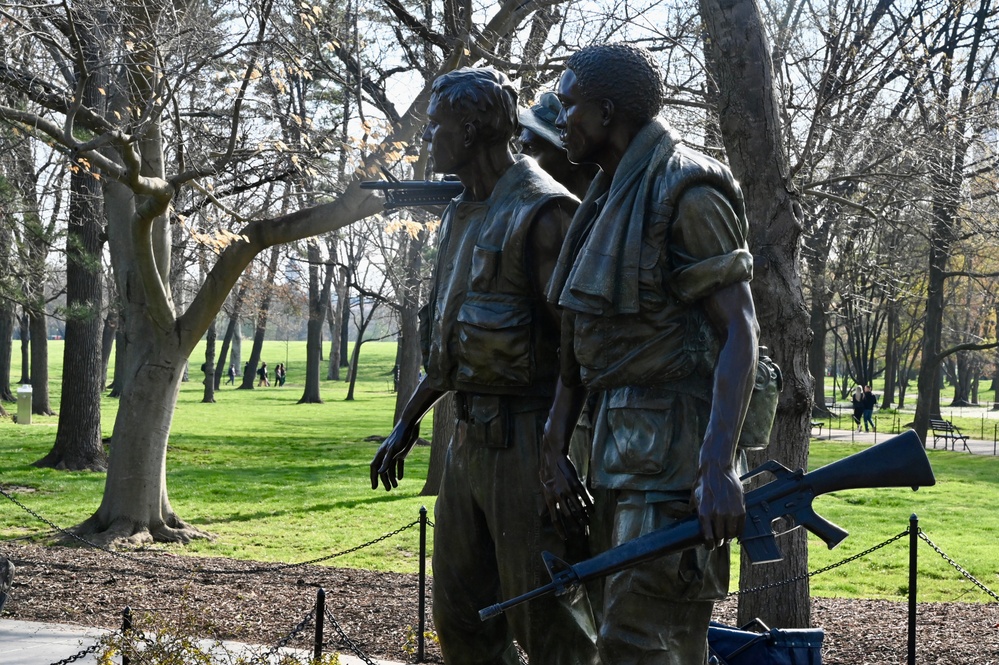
[{"x1": 2, "y1": 341, "x2": 998, "y2": 604}]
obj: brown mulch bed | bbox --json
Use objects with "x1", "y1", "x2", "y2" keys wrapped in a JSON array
[{"x1": 3, "y1": 541, "x2": 998, "y2": 663}]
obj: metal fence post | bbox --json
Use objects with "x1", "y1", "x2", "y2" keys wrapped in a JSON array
[
  {"x1": 419, "y1": 505, "x2": 428, "y2": 663},
  {"x1": 908, "y1": 514, "x2": 918, "y2": 665},
  {"x1": 315, "y1": 587, "x2": 325, "y2": 662},
  {"x1": 122, "y1": 606, "x2": 132, "y2": 665}
]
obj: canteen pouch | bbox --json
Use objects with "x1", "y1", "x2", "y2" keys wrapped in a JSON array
[{"x1": 738, "y1": 346, "x2": 782, "y2": 451}]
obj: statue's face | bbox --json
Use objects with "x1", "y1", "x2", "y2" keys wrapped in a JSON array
[
  {"x1": 555, "y1": 69, "x2": 607, "y2": 165},
  {"x1": 423, "y1": 94, "x2": 469, "y2": 174},
  {"x1": 519, "y1": 127, "x2": 571, "y2": 183}
]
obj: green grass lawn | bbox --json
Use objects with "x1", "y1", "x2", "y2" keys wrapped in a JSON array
[{"x1": 3, "y1": 341, "x2": 999, "y2": 603}]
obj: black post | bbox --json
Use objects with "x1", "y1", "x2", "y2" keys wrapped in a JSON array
[
  {"x1": 315, "y1": 587, "x2": 326, "y2": 662},
  {"x1": 122, "y1": 606, "x2": 132, "y2": 665},
  {"x1": 908, "y1": 514, "x2": 918, "y2": 665},
  {"x1": 418, "y1": 505, "x2": 428, "y2": 663}
]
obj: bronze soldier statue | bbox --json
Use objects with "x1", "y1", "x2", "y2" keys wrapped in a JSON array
[
  {"x1": 541, "y1": 44, "x2": 760, "y2": 664},
  {"x1": 518, "y1": 91, "x2": 598, "y2": 200},
  {"x1": 370, "y1": 67, "x2": 599, "y2": 665}
]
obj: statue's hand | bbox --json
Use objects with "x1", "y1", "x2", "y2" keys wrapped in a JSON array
[
  {"x1": 370, "y1": 420, "x2": 420, "y2": 491},
  {"x1": 540, "y1": 442, "x2": 593, "y2": 540},
  {"x1": 692, "y1": 462, "x2": 746, "y2": 549}
]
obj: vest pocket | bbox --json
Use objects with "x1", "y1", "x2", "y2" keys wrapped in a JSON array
[
  {"x1": 602, "y1": 402, "x2": 675, "y2": 476},
  {"x1": 456, "y1": 295, "x2": 533, "y2": 386}
]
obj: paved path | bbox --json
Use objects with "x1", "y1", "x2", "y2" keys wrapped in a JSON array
[
  {"x1": 0, "y1": 618, "x2": 404, "y2": 665},
  {"x1": 813, "y1": 422, "x2": 998, "y2": 456}
]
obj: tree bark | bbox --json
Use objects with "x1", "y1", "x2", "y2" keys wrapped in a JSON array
[
  {"x1": 700, "y1": 0, "x2": 812, "y2": 628},
  {"x1": 213, "y1": 287, "x2": 245, "y2": 390},
  {"x1": 18, "y1": 311, "x2": 29, "y2": 385},
  {"x1": 29, "y1": 312, "x2": 53, "y2": 415},
  {"x1": 38, "y1": 20, "x2": 108, "y2": 469},
  {"x1": 299, "y1": 240, "x2": 333, "y2": 403},
  {"x1": 394, "y1": 233, "x2": 426, "y2": 421},
  {"x1": 38, "y1": 147, "x2": 107, "y2": 468},
  {"x1": 0, "y1": 303, "x2": 14, "y2": 403},
  {"x1": 327, "y1": 267, "x2": 348, "y2": 380},
  {"x1": 202, "y1": 317, "x2": 216, "y2": 403},
  {"x1": 75, "y1": 323, "x2": 203, "y2": 545}
]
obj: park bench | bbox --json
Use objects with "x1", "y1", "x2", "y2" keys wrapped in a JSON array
[
  {"x1": 929, "y1": 418, "x2": 970, "y2": 452},
  {"x1": 810, "y1": 421, "x2": 824, "y2": 437}
]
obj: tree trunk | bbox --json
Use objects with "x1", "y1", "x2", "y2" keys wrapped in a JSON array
[
  {"x1": 29, "y1": 312, "x2": 53, "y2": 415},
  {"x1": 395, "y1": 235, "x2": 425, "y2": 421},
  {"x1": 327, "y1": 268, "x2": 348, "y2": 380},
  {"x1": 75, "y1": 326, "x2": 205, "y2": 545},
  {"x1": 882, "y1": 303, "x2": 898, "y2": 409},
  {"x1": 344, "y1": 328, "x2": 367, "y2": 401},
  {"x1": 238, "y1": 246, "x2": 281, "y2": 389},
  {"x1": 421, "y1": 393, "x2": 453, "y2": 496},
  {"x1": 37, "y1": 104, "x2": 107, "y2": 470},
  {"x1": 299, "y1": 241, "x2": 332, "y2": 403},
  {"x1": 700, "y1": 0, "x2": 812, "y2": 628},
  {"x1": 213, "y1": 291, "x2": 243, "y2": 390},
  {"x1": 0, "y1": 302, "x2": 14, "y2": 402},
  {"x1": 18, "y1": 311, "x2": 29, "y2": 385},
  {"x1": 339, "y1": 305, "x2": 350, "y2": 369},
  {"x1": 807, "y1": 296, "x2": 828, "y2": 416},
  {"x1": 913, "y1": 214, "x2": 950, "y2": 437},
  {"x1": 232, "y1": 323, "x2": 242, "y2": 377},
  {"x1": 202, "y1": 317, "x2": 217, "y2": 403}
]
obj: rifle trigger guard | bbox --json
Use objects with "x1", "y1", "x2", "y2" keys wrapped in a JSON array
[{"x1": 541, "y1": 551, "x2": 579, "y2": 596}]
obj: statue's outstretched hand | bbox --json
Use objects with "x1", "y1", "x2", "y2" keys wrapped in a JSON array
[
  {"x1": 540, "y1": 440, "x2": 593, "y2": 540},
  {"x1": 370, "y1": 420, "x2": 420, "y2": 491}
]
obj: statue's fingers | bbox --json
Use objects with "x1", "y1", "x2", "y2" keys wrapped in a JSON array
[{"x1": 397, "y1": 458, "x2": 406, "y2": 481}]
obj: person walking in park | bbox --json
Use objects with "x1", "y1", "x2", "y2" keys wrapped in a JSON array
[
  {"x1": 861, "y1": 385, "x2": 878, "y2": 432},
  {"x1": 851, "y1": 385, "x2": 864, "y2": 431},
  {"x1": 540, "y1": 43, "x2": 759, "y2": 665},
  {"x1": 368, "y1": 67, "x2": 598, "y2": 665},
  {"x1": 226, "y1": 364, "x2": 236, "y2": 385},
  {"x1": 257, "y1": 362, "x2": 270, "y2": 387}
]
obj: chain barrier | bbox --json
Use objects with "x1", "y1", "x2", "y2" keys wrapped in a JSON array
[
  {"x1": 324, "y1": 606, "x2": 380, "y2": 665},
  {"x1": 731, "y1": 529, "x2": 910, "y2": 596},
  {"x1": 248, "y1": 605, "x2": 317, "y2": 665},
  {"x1": 1, "y1": 485, "x2": 419, "y2": 576},
  {"x1": 918, "y1": 531, "x2": 999, "y2": 602},
  {"x1": 47, "y1": 639, "x2": 104, "y2": 665}
]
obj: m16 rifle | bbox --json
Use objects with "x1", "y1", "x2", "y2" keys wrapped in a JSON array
[
  {"x1": 361, "y1": 169, "x2": 464, "y2": 210},
  {"x1": 480, "y1": 430, "x2": 935, "y2": 621}
]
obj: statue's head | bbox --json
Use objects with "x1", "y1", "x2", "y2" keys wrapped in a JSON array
[
  {"x1": 423, "y1": 67, "x2": 518, "y2": 175},
  {"x1": 555, "y1": 44, "x2": 665, "y2": 166},
  {"x1": 563, "y1": 43, "x2": 665, "y2": 127},
  {"x1": 427, "y1": 67, "x2": 518, "y2": 146}
]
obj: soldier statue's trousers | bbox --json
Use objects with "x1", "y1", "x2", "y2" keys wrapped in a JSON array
[
  {"x1": 596, "y1": 492, "x2": 729, "y2": 665},
  {"x1": 432, "y1": 393, "x2": 599, "y2": 665}
]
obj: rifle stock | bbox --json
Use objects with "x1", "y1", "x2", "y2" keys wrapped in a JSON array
[{"x1": 479, "y1": 430, "x2": 935, "y2": 622}]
